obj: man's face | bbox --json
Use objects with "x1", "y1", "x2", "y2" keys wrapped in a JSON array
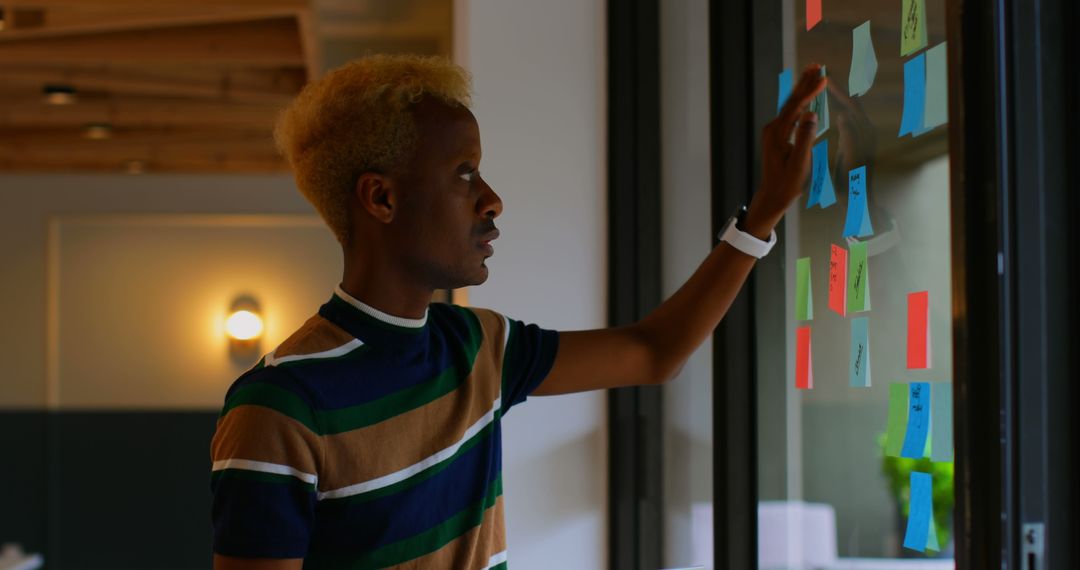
[{"x1": 387, "y1": 99, "x2": 503, "y2": 290}]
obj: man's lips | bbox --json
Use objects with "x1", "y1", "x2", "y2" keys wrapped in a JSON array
[{"x1": 478, "y1": 229, "x2": 500, "y2": 246}]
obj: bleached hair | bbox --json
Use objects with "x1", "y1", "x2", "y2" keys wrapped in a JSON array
[{"x1": 274, "y1": 54, "x2": 473, "y2": 244}]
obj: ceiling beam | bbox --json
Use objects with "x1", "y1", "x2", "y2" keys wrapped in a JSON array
[
  {"x1": 0, "y1": 17, "x2": 305, "y2": 66},
  {"x1": 0, "y1": 96, "x2": 283, "y2": 129},
  {"x1": 0, "y1": 7, "x2": 307, "y2": 41}
]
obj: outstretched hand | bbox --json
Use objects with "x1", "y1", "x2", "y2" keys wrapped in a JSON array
[{"x1": 743, "y1": 63, "x2": 828, "y2": 239}]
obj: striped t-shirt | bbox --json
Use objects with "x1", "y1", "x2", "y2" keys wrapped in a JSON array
[{"x1": 210, "y1": 287, "x2": 559, "y2": 568}]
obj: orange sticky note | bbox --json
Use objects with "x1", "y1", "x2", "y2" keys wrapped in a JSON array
[
  {"x1": 907, "y1": 291, "x2": 931, "y2": 368},
  {"x1": 828, "y1": 244, "x2": 847, "y2": 315},
  {"x1": 807, "y1": 0, "x2": 822, "y2": 30},
  {"x1": 796, "y1": 326, "x2": 814, "y2": 389}
]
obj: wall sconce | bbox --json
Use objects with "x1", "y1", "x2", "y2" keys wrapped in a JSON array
[
  {"x1": 226, "y1": 295, "x2": 263, "y2": 362},
  {"x1": 43, "y1": 84, "x2": 77, "y2": 105}
]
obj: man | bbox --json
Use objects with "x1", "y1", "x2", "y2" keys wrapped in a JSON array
[{"x1": 211, "y1": 54, "x2": 825, "y2": 569}]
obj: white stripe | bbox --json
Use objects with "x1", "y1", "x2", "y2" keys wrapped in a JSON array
[
  {"x1": 501, "y1": 315, "x2": 511, "y2": 351},
  {"x1": 265, "y1": 338, "x2": 364, "y2": 367},
  {"x1": 212, "y1": 458, "x2": 318, "y2": 485},
  {"x1": 334, "y1": 285, "x2": 428, "y2": 328},
  {"x1": 482, "y1": 550, "x2": 508, "y2": 569},
  {"x1": 317, "y1": 395, "x2": 502, "y2": 501}
]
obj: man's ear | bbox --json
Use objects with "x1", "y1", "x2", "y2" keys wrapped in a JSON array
[{"x1": 354, "y1": 172, "x2": 396, "y2": 223}]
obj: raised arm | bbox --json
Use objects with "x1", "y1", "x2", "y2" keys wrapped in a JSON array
[{"x1": 534, "y1": 64, "x2": 826, "y2": 396}]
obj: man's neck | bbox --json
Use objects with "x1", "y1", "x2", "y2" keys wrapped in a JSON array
[{"x1": 339, "y1": 267, "x2": 433, "y2": 321}]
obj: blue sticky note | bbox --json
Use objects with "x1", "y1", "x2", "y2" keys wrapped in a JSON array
[
  {"x1": 807, "y1": 139, "x2": 836, "y2": 209},
  {"x1": 807, "y1": 66, "x2": 830, "y2": 138},
  {"x1": 903, "y1": 471, "x2": 934, "y2": 552},
  {"x1": 899, "y1": 53, "x2": 927, "y2": 136},
  {"x1": 842, "y1": 166, "x2": 874, "y2": 238},
  {"x1": 849, "y1": 317, "x2": 871, "y2": 387},
  {"x1": 901, "y1": 382, "x2": 931, "y2": 458},
  {"x1": 923, "y1": 42, "x2": 949, "y2": 130},
  {"x1": 931, "y1": 382, "x2": 953, "y2": 462},
  {"x1": 778, "y1": 69, "x2": 793, "y2": 114}
]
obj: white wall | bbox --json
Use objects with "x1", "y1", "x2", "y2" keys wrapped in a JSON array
[{"x1": 458, "y1": 0, "x2": 609, "y2": 568}]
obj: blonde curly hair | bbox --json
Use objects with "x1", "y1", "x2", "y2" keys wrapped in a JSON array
[{"x1": 274, "y1": 54, "x2": 473, "y2": 244}]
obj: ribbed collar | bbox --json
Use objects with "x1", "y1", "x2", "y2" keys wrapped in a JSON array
[{"x1": 318, "y1": 285, "x2": 430, "y2": 347}]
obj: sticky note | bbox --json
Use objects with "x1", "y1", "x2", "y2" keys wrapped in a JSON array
[
  {"x1": 903, "y1": 471, "x2": 935, "y2": 552},
  {"x1": 907, "y1": 291, "x2": 931, "y2": 368},
  {"x1": 849, "y1": 317, "x2": 871, "y2": 387},
  {"x1": 795, "y1": 326, "x2": 813, "y2": 389},
  {"x1": 899, "y1": 53, "x2": 927, "y2": 136},
  {"x1": 848, "y1": 21, "x2": 878, "y2": 96},
  {"x1": 778, "y1": 69, "x2": 793, "y2": 114},
  {"x1": 806, "y1": 0, "x2": 822, "y2": 31},
  {"x1": 795, "y1": 257, "x2": 813, "y2": 320},
  {"x1": 900, "y1": 0, "x2": 928, "y2": 56},
  {"x1": 846, "y1": 240, "x2": 870, "y2": 313},
  {"x1": 931, "y1": 382, "x2": 953, "y2": 462},
  {"x1": 923, "y1": 42, "x2": 948, "y2": 130},
  {"x1": 901, "y1": 382, "x2": 931, "y2": 459},
  {"x1": 807, "y1": 139, "x2": 836, "y2": 209},
  {"x1": 842, "y1": 166, "x2": 874, "y2": 238},
  {"x1": 885, "y1": 383, "x2": 908, "y2": 457},
  {"x1": 807, "y1": 67, "x2": 830, "y2": 138},
  {"x1": 828, "y1": 244, "x2": 847, "y2": 315}
]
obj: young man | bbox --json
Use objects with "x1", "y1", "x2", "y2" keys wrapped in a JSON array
[{"x1": 211, "y1": 55, "x2": 825, "y2": 569}]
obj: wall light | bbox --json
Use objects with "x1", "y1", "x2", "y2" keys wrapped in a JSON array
[
  {"x1": 43, "y1": 85, "x2": 77, "y2": 105},
  {"x1": 226, "y1": 295, "x2": 263, "y2": 361},
  {"x1": 83, "y1": 123, "x2": 113, "y2": 140}
]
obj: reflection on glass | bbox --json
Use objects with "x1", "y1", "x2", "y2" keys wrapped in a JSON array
[{"x1": 755, "y1": 0, "x2": 955, "y2": 567}]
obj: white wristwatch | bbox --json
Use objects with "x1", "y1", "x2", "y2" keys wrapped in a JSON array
[{"x1": 717, "y1": 207, "x2": 777, "y2": 259}]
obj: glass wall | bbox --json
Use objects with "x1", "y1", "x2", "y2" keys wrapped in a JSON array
[{"x1": 753, "y1": 0, "x2": 955, "y2": 567}]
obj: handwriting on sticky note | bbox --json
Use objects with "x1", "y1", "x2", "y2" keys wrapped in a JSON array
[
  {"x1": 795, "y1": 326, "x2": 813, "y2": 389},
  {"x1": 907, "y1": 291, "x2": 931, "y2": 368},
  {"x1": 796, "y1": 257, "x2": 813, "y2": 321},
  {"x1": 901, "y1": 382, "x2": 931, "y2": 458},
  {"x1": 903, "y1": 471, "x2": 935, "y2": 552},
  {"x1": 808, "y1": 139, "x2": 836, "y2": 209},
  {"x1": 828, "y1": 244, "x2": 847, "y2": 315},
  {"x1": 777, "y1": 69, "x2": 793, "y2": 115},
  {"x1": 806, "y1": 0, "x2": 822, "y2": 30},
  {"x1": 849, "y1": 21, "x2": 878, "y2": 96},
  {"x1": 922, "y1": 42, "x2": 948, "y2": 130},
  {"x1": 885, "y1": 383, "x2": 908, "y2": 457},
  {"x1": 843, "y1": 166, "x2": 874, "y2": 238},
  {"x1": 931, "y1": 382, "x2": 953, "y2": 462},
  {"x1": 899, "y1": 53, "x2": 927, "y2": 136},
  {"x1": 900, "y1": 0, "x2": 928, "y2": 56},
  {"x1": 846, "y1": 240, "x2": 871, "y2": 313},
  {"x1": 807, "y1": 67, "x2": 829, "y2": 138},
  {"x1": 849, "y1": 317, "x2": 871, "y2": 387}
]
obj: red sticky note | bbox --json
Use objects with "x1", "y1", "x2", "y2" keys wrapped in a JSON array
[
  {"x1": 796, "y1": 326, "x2": 814, "y2": 389},
  {"x1": 907, "y1": 291, "x2": 931, "y2": 369},
  {"x1": 828, "y1": 244, "x2": 848, "y2": 315},
  {"x1": 807, "y1": 0, "x2": 822, "y2": 30}
]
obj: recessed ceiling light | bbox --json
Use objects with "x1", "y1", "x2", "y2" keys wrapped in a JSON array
[
  {"x1": 43, "y1": 85, "x2": 77, "y2": 105},
  {"x1": 83, "y1": 123, "x2": 113, "y2": 140}
]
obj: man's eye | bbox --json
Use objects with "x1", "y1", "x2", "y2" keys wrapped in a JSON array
[{"x1": 459, "y1": 170, "x2": 478, "y2": 182}]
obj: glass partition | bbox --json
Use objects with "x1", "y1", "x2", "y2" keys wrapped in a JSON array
[{"x1": 753, "y1": 0, "x2": 955, "y2": 567}]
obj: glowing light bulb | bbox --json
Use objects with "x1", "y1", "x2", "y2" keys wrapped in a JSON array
[{"x1": 225, "y1": 309, "x2": 263, "y2": 340}]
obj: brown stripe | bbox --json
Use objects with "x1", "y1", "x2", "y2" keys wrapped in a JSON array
[
  {"x1": 211, "y1": 405, "x2": 321, "y2": 475},
  {"x1": 387, "y1": 496, "x2": 506, "y2": 569},
  {"x1": 271, "y1": 315, "x2": 355, "y2": 359},
  {"x1": 317, "y1": 308, "x2": 509, "y2": 492}
]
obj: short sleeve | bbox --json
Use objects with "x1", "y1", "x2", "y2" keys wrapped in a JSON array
[
  {"x1": 210, "y1": 370, "x2": 322, "y2": 559},
  {"x1": 496, "y1": 313, "x2": 560, "y2": 414}
]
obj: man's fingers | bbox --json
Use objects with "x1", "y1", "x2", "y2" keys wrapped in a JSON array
[
  {"x1": 776, "y1": 66, "x2": 827, "y2": 135},
  {"x1": 790, "y1": 111, "x2": 818, "y2": 179}
]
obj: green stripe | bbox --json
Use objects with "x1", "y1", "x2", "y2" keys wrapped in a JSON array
[
  {"x1": 210, "y1": 468, "x2": 316, "y2": 493},
  {"x1": 307, "y1": 476, "x2": 503, "y2": 569},
  {"x1": 319, "y1": 421, "x2": 496, "y2": 506},
  {"x1": 219, "y1": 382, "x2": 319, "y2": 432},
  {"x1": 488, "y1": 563, "x2": 508, "y2": 570}
]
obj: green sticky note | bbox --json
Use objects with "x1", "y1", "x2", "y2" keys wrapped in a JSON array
[
  {"x1": 796, "y1": 257, "x2": 813, "y2": 320},
  {"x1": 885, "y1": 383, "x2": 908, "y2": 457},
  {"x1": 900, "y1": 0, "x2": 928, "y2": 56},
  {"x1": 846, "y1": 240, "x2": 871, "y2": 313},
  {"x1": 923, "y1": 42, "x2": 948, "y2": 129}
]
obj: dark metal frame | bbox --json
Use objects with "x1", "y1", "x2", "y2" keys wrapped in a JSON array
[{"x1": 607, "y1": 0, "x2": 663, "y2": 568}]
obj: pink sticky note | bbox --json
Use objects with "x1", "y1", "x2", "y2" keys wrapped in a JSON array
[
  {"x1": 907, "y1": 291, "x2": 931, "y2": 369},
  {"x1": 828, "y1": 244, "x2": 848, "y2": 316},
  {"x1": 796, "y1": 326, "x2": 814, "y2": 389},
  {"x1": 807, "y1": 0, "x2": 822, "y2": 30}
]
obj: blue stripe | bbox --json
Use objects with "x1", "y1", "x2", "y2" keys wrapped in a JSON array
[
  {"x1": 211, "y1": 475, "x2": 315, "y2": 558},
  {"x1": 311, "y1": 422, "x2": 503, "y2": 554}
]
